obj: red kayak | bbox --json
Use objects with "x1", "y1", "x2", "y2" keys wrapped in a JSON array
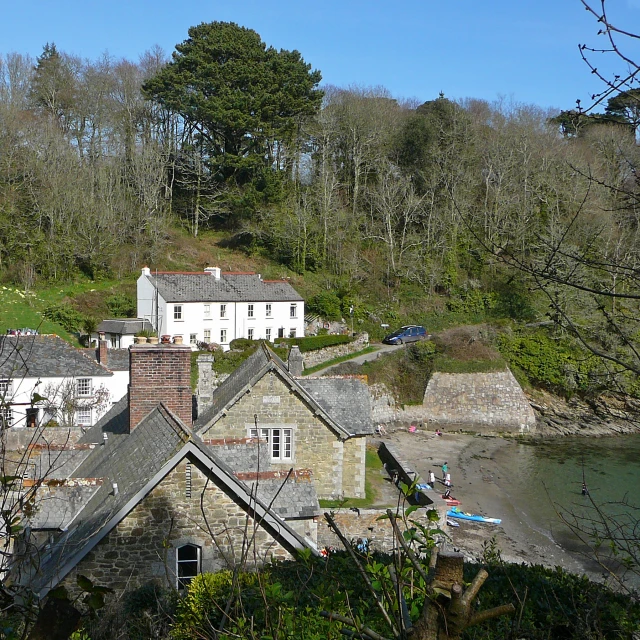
[{"x1": 442, "y1": 497, "x2": 461, "y2": 506}]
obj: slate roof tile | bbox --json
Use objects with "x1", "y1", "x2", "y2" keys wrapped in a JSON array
[{"x1": 147, "y1": 273, "x2": 303, "y2": 303}]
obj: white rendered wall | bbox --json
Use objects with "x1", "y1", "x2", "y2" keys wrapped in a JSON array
[{"x1": 5, "y1": 373, "x2": 124, "y2": 429}]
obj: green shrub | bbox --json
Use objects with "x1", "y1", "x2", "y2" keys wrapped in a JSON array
[
  {"x1": 280, "y1": 334, "x2": 352, "y2": 353},
  {"x1": 308, "y1": 291, "x2": 342, "y2": 320},
  {"x1": 105, "y1": 293, "x2": 136, "y2": 318},
  {"x1": 42, "y1": 303, "x2": 86, "y2": 332},
  {"x1": 229, "y1": 337, "x2": 255, "y2": 350},
  {"x1": 446, "y1": 289, "x2": 497, "y2": 314}
]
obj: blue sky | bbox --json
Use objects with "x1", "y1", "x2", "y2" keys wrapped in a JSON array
[{"x1": 4, "y1": 1, "x2": 640, "y2": 111}]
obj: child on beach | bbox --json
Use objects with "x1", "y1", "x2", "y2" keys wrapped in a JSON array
[
  {"x1": 445, "y1": 472, "x2": 451, "y2": 487},
  {"x1": 428, "y1": 470, "x2": 435, "y2": 488},
  {"x1": 441, "y1": 462, "x2": 448, "y2": 480}
]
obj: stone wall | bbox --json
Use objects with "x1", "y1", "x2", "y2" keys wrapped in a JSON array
[
  {"x1": 5, "y1": 426, "x2": 85, "y2": 451},
  {"x1": 199, "y1": 371, "x2": 366, "y2": 499},
  {"x1": 62, "y1": 462, "x2": 298, "y2": 596},
  {"x1": 317, "y1": 507, "x2": 446, "y2": 553},
  {"x1": 301, "y1": 333, "x2": 369, "y2": 369},
  {"x1": 422, "y1": 370, "x2": 536, "y2": 433},
  {"x1": 370, "y1": 383, "x2": 428, "y2": 428}
]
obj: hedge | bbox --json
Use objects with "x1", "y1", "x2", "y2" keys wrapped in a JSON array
[{"x1": 276, "y1": 334, "x2": 353, "y2": 353}]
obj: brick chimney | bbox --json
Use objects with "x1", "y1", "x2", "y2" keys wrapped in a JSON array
[
  {"x1": 97, "y1": 333, "x2": 108, "y2": 367},
  {"x1": 128, "y1": 344, "x2": 192, "y2": 431}
]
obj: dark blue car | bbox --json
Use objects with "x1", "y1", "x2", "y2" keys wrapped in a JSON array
[{"x1": 382, "y1": 325, "x2": 428, "y2": 345}]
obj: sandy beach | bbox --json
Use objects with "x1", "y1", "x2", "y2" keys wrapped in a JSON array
[{"x1": 376, "y1": 429, "x2": 595, "y2": 576}]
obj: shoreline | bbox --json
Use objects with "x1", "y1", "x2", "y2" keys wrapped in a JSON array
[{"x1": 380, "y1": 430, "x2": 600, "y2": 578}]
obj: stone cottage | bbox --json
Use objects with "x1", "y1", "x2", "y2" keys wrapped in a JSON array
[
  {"x1": 195, "y1": 344, "x2": 374, "y2": 500},
  {"x1": 18, "y1": 343, "x2": 318, "y2": 599}
]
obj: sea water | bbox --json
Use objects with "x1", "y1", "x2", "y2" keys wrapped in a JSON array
[{"x1": 491, "y1": 434, "x2": 640, "y2": 584}]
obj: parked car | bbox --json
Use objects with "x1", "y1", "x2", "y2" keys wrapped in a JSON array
[{"x1": 382, "y1": 325, "x2": 428, "y2": 345}]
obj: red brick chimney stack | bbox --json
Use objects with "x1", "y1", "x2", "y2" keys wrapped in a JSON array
[
  {"x1": 97, "y1": 332, "x2": 108, "y2": 367},
  {"x1": 128, "y1": 344, "x2": 192, "y2": 431}
]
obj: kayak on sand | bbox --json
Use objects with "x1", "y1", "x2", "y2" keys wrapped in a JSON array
[{"x1": 446, "y1": 506, "x2": 501, "y2": 524}]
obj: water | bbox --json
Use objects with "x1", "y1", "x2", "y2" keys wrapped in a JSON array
[{"x1": 492, "y1": 434, "x2": 640, "y2": 584}]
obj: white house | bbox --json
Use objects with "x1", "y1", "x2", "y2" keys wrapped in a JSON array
[
  {"x1": 0, "y1": 335, "x2": 129, "y2": 429},
  {"x1": 137, "y1": 267, "x2": 305, "y2": 350}
]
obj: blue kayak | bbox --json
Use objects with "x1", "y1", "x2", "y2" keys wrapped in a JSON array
[{"x1": 447, "y1": 506, "x2": 501, "y2": 524}]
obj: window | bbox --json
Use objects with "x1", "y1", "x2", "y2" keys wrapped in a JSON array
[
  {"x1": 0, "y1": 406, "x2": 12, "y2": 429},
  {"x1": 266, "y1": 304, "x2": 272, "y2": 317},
  {"x1": 278, "y1": 328, "x2": 285, "y2": 339},
  {"x1": 290, "y1": 304, "x2": 297, "y2": 318},
  {"x1": 75, "y1": 407, "x2": 92, "y2": 427},
  {"x1": 203, "y1": 329, "x2": 211, "y2": 343},
  {"x1": 265, "y1": 328, "x2": 271, "y2": 342},
  {"x1": 177, "y1": 544, "x2": 200, "y2": 589},
  {"x1": 220, "y1": 304, "x2": 227, "y2": 319},
  {"x1": 248, "y1": 304, "x2": 254, "y2": 318},
  {"x1": 76, "y1": 378, "x2": 92, "y2": 397},
  {"x1": 204, "y1": 304, "x2": 211, "y2": 318},
  {"x1": 110, "y1": 335, "x2": 119, "y2": 349},
  {"x1": 247, "y1": 328, "x2": 254, "y2": 340},
  {"x1": 220, "y1": 329, "x2": 227, "y2": 343},
  {"x1": 289, "y1": 328, "x2": 297, "y2": 338},
  {"x1": 248, "y1": 427, "x2": 292, "y2": 461},
  {"x1": 190, "y1": 333, "x2": 197, "y2": 345},
  {"x1": 174, "y1": 305, "x2": 183, "y2": 321},
  {"x1": 26, "y1": 408, "x2": 38, "y2": 429},
  {"x1": 0, "y1": 379, "x2": 12, "y2": 397}
]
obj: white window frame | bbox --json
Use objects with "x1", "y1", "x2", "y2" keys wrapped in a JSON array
[
  {"x1": 76, "y1": 378, "x2": 92, "y2": 397},
  {"x1": 247, "y1": 425, "x2": 293, "y2": 462},
  {"x1": 203, "y1": 329, "x2": 211, "y2": 343},
  {"x1": 176, "y1": 544, "x2": 201, "y2": 589},
  {"x1": 75, "y1": 406, "x2": 92, "y2": 427},
  {"x1": 290, "y1": 303, "x2": 297, "y2": 319},
  {"x1": 220, "y1": 304, "x2": 227, "y2": 319},
  {"x1": 174, "y1": 305, "x2": 183, "y2": 321},
  {"x1": 190, "y1": 333, "x2": 197, "y2": 345},
  {"x1": 265, "y1": 328, "x2": 272, "y2": 342},
  {"x1": 266, "y1": 303, "x2": 272, "y2": 318},
  {"x1": 247, "y1": 328, "x2": 254, "y2": 340},
  {"x1": 220, "y1": 329, "x2": 227, "y2": 344},
  {"x1": 0, "y1": 379, "x2": 12, "y2": 396},
  {"x1": 248, "y1": 304, "x2": 254, "y2": 318},
  {"x1": 289, "y1": 328, "x2": 297, "y2": 338},
  {"x1": 204, "y1": 304, "x2": 211, "y2": 319}
]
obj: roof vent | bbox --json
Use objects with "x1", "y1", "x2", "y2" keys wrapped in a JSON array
[
  {"x1": 102, "y1": 432, "x2": 108, "y2": 445},
  {"x1": 204, "y1": 267, "x2": 221, "y2": 279},
  {"x1": 112, "y1": 482, "x2": 119, "y2": 496}
]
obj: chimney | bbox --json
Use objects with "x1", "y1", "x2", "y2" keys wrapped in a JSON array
[
  {"x1": 196, "y1": 353, "x2": 215, "y2": 416},
  {"x1": 288, "y1": 345, "x2": 304, "y2": 377},
  {"x1": 204, "y1": 266, "x2": 221, "y2": 280},
  {"x1": 141, "y1": 266, "x2": 151, "y2": 276},
  {"x1": 97, "y1": 333, "x2": 108, "y2": 367},
  {"x1": 128, "y1": 343, "x2": 193, "y2": 431}
]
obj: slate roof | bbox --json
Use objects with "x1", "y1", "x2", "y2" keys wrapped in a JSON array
[
  {"x1": 298, "y1": 378, "x2": 372, "y2": 436},
  {"x1": 28, "y1": 403, "x2": 315, "y2": 596},
  {"x1": 195, "y1": 344, "x2": 373, "y2": 437},
  {"x1": 83, "y1": 348, "x2": 129, "y2": 371},
  {"x1": 97, "y1": 319, "x2": 153, "y2": 335},
  {"x1": 0, "y1": 335, "x2": 112, "y2": 378},
  {"x1": 27, "y1": 485, "x2": 101, "y2": 529},
  {"x1": 146, "y1": 272, "x2": 303, "y2": 303}
]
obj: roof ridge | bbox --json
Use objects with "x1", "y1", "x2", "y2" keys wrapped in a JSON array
[{"x1": 156, "y1": 403, "x2": 192, "y2": 442}]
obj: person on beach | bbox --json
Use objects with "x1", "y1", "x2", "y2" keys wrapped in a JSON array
[
  {"x1": 435, "y1": 429, "x2": 442, "y2": 436},
  {"x1": 428, "y1": 470, "x2": 435, "y2": 488},
  {"x1": 443, "y1": 488, "x2": 451, "y2": 499},
  {"x1": 445, "y1": 472, "x2": 451, "y2": 487},
  {"x1": 582, "y1": 482, "x2": 589, "y2": 496},
  {"x1": 441, "y1": 461, "x2": 448, "y2": 480}
]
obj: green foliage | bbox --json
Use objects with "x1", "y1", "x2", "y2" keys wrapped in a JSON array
[
  {"x1": 308, "y1": 291, "x2": 342, "y2": 320},
  {"x1": 446, "y1": 288, "x2": 497, "y2": 315},
  {"x1": 279, "y1": 334, "x2": 352, "y2": 353},
  {"x1": 228, "y1": 337, "x2": 256, "y2": 351},
  {"x1": 497, "y1": 330, "x2": 613, "y2": 397},
  {"x1": 42, "y1": 303, "x2": 86, "y2": 332},
  {"x1": 105, "y1": 293, "x2": 136, "y2": 318}
]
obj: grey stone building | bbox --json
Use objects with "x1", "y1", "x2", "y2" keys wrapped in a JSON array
[
  {"x1": 195, "y1": 343, "x2": 374, "y2": 500},
  {"x1": 18, "y1": 343, "x2": 319, "y2": 600}
]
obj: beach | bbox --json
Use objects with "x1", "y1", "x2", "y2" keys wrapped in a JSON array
[{"x1": 378, "y1": 429, "x2": 596, "y2": 577}]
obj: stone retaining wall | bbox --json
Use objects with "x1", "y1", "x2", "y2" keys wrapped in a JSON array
[
  {"x1": 302, "y1": 333, "x2": 369, "y2": 369},
  {"x1": 422, "y1": 370, "x2": 536, "y2": 433}
]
